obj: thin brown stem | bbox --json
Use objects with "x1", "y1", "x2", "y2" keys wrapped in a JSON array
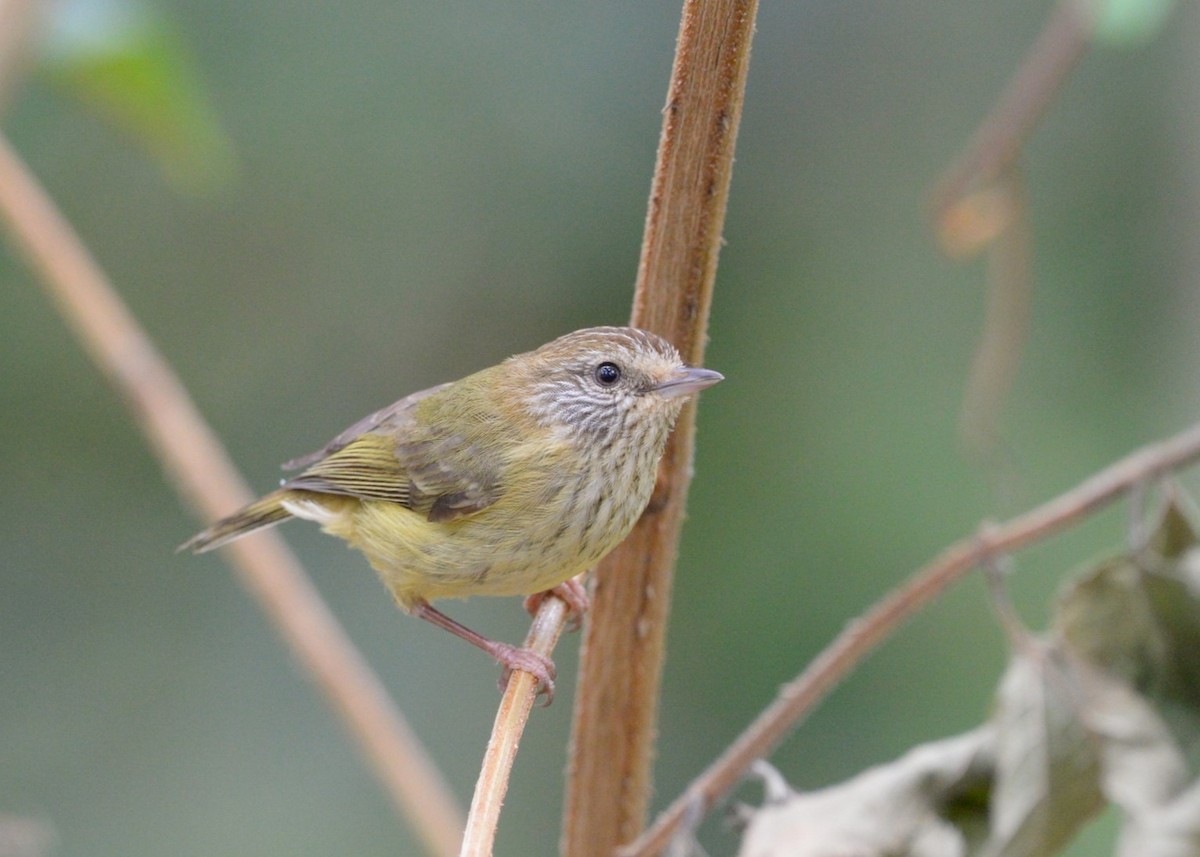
[
  {"x1": 459, "y1": 590, "x2": 572, "y2": 857},
  {"x1": 0, "y1": 0, "x2": 39, "y2": 112},
  {"x1": 563, "y1": 1, "x2": 756, "y2": 854},
  {"x1": 931, "y1": 0, "x2": 1093, "y2": 229},
  {"x1": 958, "y1": 168, "x2": 1032, "y2": 466},
  {"x1": 622, "y1": 419, "x2": 1200, "y2": 857},
  {"x1": 0, "y1": 133, "x2": 465, "y2": 857}
]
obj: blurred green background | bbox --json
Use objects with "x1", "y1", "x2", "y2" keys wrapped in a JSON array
[{"x1": 3, "y1": 0, "x2": 1198, "y2": 854}]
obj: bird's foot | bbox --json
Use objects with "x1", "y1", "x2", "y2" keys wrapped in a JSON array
[
  {"x1": 493, "y1": 643, "x2": 557, "y2": 705},
  {"x1": 524, "y1": 578, "x2": 590, "y2": 632},
  {"x1": 410, "y1": 598, "x2": 557, "y2": 703}
]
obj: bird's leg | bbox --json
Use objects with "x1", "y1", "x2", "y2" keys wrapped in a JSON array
[
  {"x1": 410, "y1": 599, "x2": 557, "y2": 703},
  {"x1": 523, "y1": 577, "x2": 590, "y2": 632}
]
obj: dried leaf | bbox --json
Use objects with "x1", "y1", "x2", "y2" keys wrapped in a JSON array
[
  {"x1": 736, "y1": 728, "x2": 993, "y2": 857},
  {"x1": 981, "y1": 643, "x2": 1105, "y2": 857},
  {"x1": 1114, "y1": 777, "x2": 1200, "y2": 857},
  {"x1": 1055, "y1": 553, "x2": 1170, "y2": 691},
  {"x1": 736, "y1": 496, "x2": 1200, "y2": 857},
  {"x1": 1056, "y1": 496, "x2": 1200, "y2": 764},
  {"x1": 1074, "y1": 660, "x2": 1188, "y2": 815}
]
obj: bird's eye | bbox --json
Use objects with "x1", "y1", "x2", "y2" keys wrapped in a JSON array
[{"x1": 594, "y1": 362, "x2": 622, "y2": 386}]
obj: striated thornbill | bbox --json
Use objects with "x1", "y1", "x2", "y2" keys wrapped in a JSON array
[{"x1": 182, "y1": 326, "x2": 722, "y2": 698}]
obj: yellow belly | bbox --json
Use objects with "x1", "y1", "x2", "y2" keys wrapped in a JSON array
[{"x1": 305, "y1": 454, "x2": 652, "y2": 611}]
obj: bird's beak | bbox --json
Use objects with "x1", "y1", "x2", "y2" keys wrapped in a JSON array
[{"x1": 652, "y1": 366, "x2": 724, "y2": 399}]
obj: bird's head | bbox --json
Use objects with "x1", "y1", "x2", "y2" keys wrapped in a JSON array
[{"x1": 514, "y1": 327, "x2": 723, "y2": 444}]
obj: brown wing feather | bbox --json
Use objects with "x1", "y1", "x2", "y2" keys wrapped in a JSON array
[{"x1": 398, "y1": 433, "x2": 502, "y2": 522}]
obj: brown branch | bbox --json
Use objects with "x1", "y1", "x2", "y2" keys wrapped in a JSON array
[
  {"x1": 457, "y1": 3, "x2": 755, "y2": 850},
  {"x1": 931, "y1": 0, "x2": 1093, "y2": 233},
  {"x1": 957, "y1": 168, "x2": 1032, "y2": 465},
  {"x1": 0, "y1": 0, "x2": 39, "y2": 112},
  {"x1": 459, "y1": 590, "x2": 573, "y2": 857},
  {"x1": 0, "y1": 133, "x2": 465, "y2": 857},
  {"x1": 621, "y1": 419, "x2": 1200, "y2": 857},
  {"x1": 563, "y1": 1, "x2": 757, "y2": 855}
]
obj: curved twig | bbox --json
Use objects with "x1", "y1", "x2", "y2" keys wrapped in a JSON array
[
  {"x1": 622, "y1": 419, "x2": 1200, "y2": 857},
  {"x1": 931, "y1": 0, "x2": 1093, "y2": 228}
]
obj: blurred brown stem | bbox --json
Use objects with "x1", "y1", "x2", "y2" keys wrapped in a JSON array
[
  {"x1": 958, "y1": 168, "x2": 1032, "y2": 466},
  {"x1": 622, "y1": 419, "x2": 1200, "y2": 857},
  {"x1": 931, "y1": 0, "x2": 1093, "y2": 228},
  {"x1": 563, "y1": 1, "x2": 756, "y2": 855},
  {"x1": 0, "y1": 0, "x2": 39, "y2": 112},
  {"x1": 0, "y1": 133, "x2": 465, "y2": 857}
]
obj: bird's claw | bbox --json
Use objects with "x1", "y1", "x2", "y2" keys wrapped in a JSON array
[
  {"x1": 524, "y1": 578, "x2": 590, "y2": 632},
  {"x1": 495, "y1": 644, "x2": 557, "y2": 705}
]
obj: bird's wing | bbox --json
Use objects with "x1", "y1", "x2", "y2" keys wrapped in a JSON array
[
  {"x1": 280, "y1": 382, "x2": 502, "y2": 523},
  {"x1": 282, "y1": 434, "x2": 412, "y2": 504},
  {"x1": 394, "y1": 431, "x2": 503, "y2": 523},
  {"x1": 280, "y1": 381, "x2": 453, "y2": 471}
]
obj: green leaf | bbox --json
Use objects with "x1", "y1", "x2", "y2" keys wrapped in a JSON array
[
  {"x1": 1092, "y1": 0, "x2": 1178, "y2": 47},
  {"x1": 38, "y1": 0, "x2": 234, "y2": 193}
]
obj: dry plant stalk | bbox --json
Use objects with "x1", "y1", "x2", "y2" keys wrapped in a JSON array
[
  {"x1": 0, "y1": 134, "x2": 465, "y2": 857},
  {"x1": 622, "y1": 419, "x2": 1200, "y2": 856},
  {"x1": 459, "y1": 591, "x2": 572, "y2": 857},
  {"x1": 564, "y1": 0, "x2": 758, "y2": 854},
  {"x1": 451, "y1": 3, "x2": 756, "y2": 851},
  {"x1": 461, "y1": 0, "x2": 755, "y2": 849}
]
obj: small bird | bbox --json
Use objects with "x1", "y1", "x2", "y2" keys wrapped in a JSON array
[{"x1": 181, "y1": 326, "x2": 722, "y2": 700}]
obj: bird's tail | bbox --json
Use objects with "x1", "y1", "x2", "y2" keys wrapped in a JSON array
[{"x1": 178, "y1": 492, "x2": 293, "y2": 553}]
